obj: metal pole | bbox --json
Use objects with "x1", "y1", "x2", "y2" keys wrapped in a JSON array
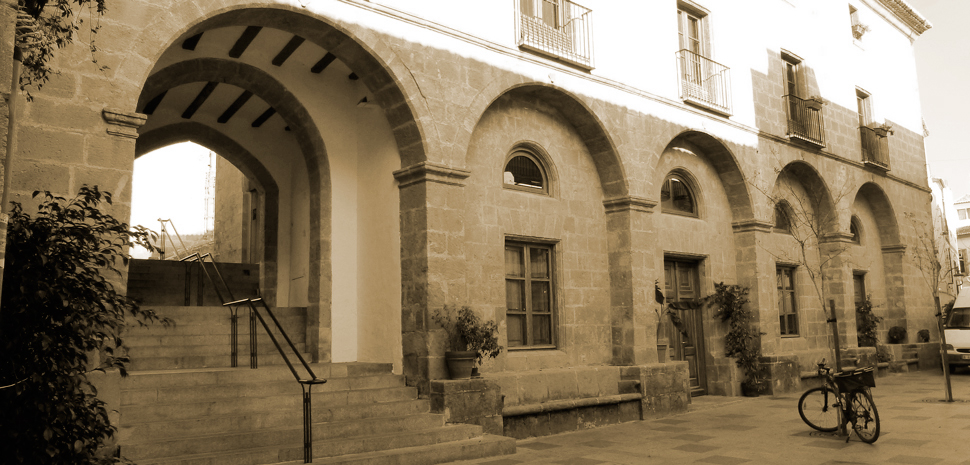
[
  {"x1": 828, "y1": 299, "x2": 842, "y2": 372},
  {"x1": 936, "y1": 296, "x2": 954, "y2": 402}
]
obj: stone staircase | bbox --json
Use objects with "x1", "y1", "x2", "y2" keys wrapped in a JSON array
[{"x1": 120, "y1": 261, "x2": 515, "y2": 465}]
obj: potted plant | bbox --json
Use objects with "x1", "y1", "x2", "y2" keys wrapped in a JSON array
[
  {"x1": 805, "y1": 95, "x2": 828, "y2": 111},
  {"x1": 433, "y1": 305, "x2": 503, "y2": 379},
  {"x1": 710, "y1": 282, "x2": 765, "y2": 396},
  {"x1": 852, "y1": 23, "x2": 870, "y2": 40},
  {"x1": 888, "y1": 326, "x2": 907, "y2": 344},
  {"x1": 869, "y1": 122, "x2": 894, "y2": 137}
]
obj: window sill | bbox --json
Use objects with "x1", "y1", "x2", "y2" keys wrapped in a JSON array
[{"x1": 508, "y1": 344, "x2": 558, "y2": 351}]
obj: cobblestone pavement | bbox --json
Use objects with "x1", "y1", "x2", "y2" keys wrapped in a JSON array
[{"x1": 450, "y1": 370, "x2": 970, "y2": 465}]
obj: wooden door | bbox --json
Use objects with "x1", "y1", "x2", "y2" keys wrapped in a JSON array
[{"x1": 664, "y1": 260, "x2": 707, "y2": 396}]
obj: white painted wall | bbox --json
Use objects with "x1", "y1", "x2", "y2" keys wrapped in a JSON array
[{"x1": 346, "y1": 0, "x2": 927, "y2": 134}]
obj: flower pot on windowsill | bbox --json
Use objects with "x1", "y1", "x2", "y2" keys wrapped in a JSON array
[
  {"x1": 872, "y1": 127, "x2": 892, "y2": 137},
  {"x1": 805, "y1": 100, "x2": 824, "y2": 111},
  {"x1": 444, "y1": 350, "x2": 477, "y2": 379}
]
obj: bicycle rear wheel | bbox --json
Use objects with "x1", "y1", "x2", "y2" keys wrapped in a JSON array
[
  {"x1": 848, "y1": 389, "x2": 880, "y2": 443},
  {"x1": 798, "y1": 387, "x2": 839, "y2": 432}
]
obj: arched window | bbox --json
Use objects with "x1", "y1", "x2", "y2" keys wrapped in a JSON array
[
  {"x1": 660, "y1": 174, "x2": 697, "y2": 216},
  {"x1": 850, "y1": 216, "x2": 862, "y2": 244},
  {"x1": 774, "y1": 202, "x2": 792, "y2": 234},
  {"x1": 504, "y1": 150, "x2": 547, "y2": 194}
]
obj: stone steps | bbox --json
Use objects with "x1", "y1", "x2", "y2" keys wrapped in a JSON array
[{"x1": 121, "y1": 263, "x2": 515, "y2": 465}]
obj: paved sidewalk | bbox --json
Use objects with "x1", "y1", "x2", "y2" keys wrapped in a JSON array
[{"x1": 450, "y1": 370, "x2": 970, "y2": 465}]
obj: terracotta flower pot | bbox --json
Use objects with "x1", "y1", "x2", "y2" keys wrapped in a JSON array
[{"x1": 445, "y1": 350, "x2": 477, "y2": 379}]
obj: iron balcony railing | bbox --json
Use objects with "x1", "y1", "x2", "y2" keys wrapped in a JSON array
[
  {"x1": 677, "y1": 49, "x2": 732, "y2": 115},
  {"x1": 783, "y1": 95, "x2": 826, "y2": 147},
  {"x1": 517, "y1": 0, "x2": 593, "y2": 69},
  {"x1": 859, "y1": 126, "x2": 890, "y2": 170}
]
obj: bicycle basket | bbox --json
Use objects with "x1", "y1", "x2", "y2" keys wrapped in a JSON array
[{"x1": 834, "y1": 367, "x2": 876, "y2": 391}]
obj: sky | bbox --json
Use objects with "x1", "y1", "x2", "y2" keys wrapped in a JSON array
[
  {"x1": 131, "y1": 143, "x2": 214, "y2": 256},
  {"x1": 907, "y1": 0, "x2": 970, "y2": 201}
]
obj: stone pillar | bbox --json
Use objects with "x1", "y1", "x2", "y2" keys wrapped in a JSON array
[
  {"x1": 730, "y1": 220, "x2": 778, "y2": 394},
  {"x1": 881, "y1": 244, "x2": 907, "y2": 334},
  {"x1": 394, "y1": 162, "x2": 470, "y2": 394},
  {"x1": 821, "y1": 233, "x2": 857, "y2": 350},
  {"x1": 604, "y1": 196, "x2": 658, "y2": 366},
  {"x1": 0, "y1": 0, "x2": 17, "y2": 305},
  {"x1": 731, "y1": 220, "x2": 774, "y2": 340}
]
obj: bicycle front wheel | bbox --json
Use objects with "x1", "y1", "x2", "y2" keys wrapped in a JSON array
[
  {"x1": 848, "y1": 389, "x2": 880, "y2": 443},
  {"x1": 798, "y1": 386, "x2": 839, "y2": 432}
]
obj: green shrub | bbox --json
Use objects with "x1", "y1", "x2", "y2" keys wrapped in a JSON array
[
  {"x1": 0, "y1": 186, "x2": 168, "y2": 464},
  {"x1": 855, "y1": 296, "x2": 882, "y2": 347}
]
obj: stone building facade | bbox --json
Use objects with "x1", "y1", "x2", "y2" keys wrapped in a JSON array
[{"x1": 2, "y1": 0, "x2": 936, "y2": 421}]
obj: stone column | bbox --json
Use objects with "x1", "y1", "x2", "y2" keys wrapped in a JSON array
[
  {"x1": 604, "y1": 196, "x2": 657, "y2": 366},
  {"x1": 731, "y1": 220, "x2": 774, "y2": 347},
  {"x1": 394, "y1": 162, "x2": 470, "y2": 394},
  {"x1": 0, "y1": 0, "x2": 17, "y2": 305},
  {"x1": 821, "y1": 233, "x2": 857, "y2": 350}
]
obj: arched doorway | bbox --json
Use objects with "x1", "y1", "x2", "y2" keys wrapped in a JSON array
[{"x1": 133, "y1": 8, "x2": 406, "y2": 370}]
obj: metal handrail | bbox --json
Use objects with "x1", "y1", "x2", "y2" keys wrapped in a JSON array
[
  {"x1": 179, "y1": 252, "x2": 325, "y2": 463},
  {"x1": 783, "y1": 95, "x2": 826, "y2": 147},
  {"x1": 157, "y1": 219, "x2": 190, "y2": 260},
  {"x1": 676, "y1": 49, "x2": 732, "y2": 115}
]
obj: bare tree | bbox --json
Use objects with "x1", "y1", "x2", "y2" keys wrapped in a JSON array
[{"x1": 904, "y1": 210, "x2": 957, "y2": 401}]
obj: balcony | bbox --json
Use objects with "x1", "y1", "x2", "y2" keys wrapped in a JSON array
[
  {"x1": 783, "y1": 95, "x2": 826, "y2": 147},
  {"x1": 859, "y1": 126, "x2": 891, "y2": 170},
  {"x1": 676, "y1": 49, "x2": 732, "y2": 116},
  {"x1": 517, "y1": 0, "x2": 594, "y2": 70}
]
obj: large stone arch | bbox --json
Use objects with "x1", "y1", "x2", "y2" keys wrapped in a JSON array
[
  {"x1": 854, "y1": 182, "x2": 901, "y2": 246},
  {"x1": 659, "y1": 130, "x2": 753, "y2": 224},
  {"x1": 466, "y1": 83, "x2": 629, "y2": 199},
  {"x1": 772, "y1": 160, "x2": 838, "y2": 235},
  {"x1": 138, "y1": 58, "x2": 333, "y2": 361},
  {"x1": 120, "y1": 4, "x2": 433, "y2": 167},
  {"x1": 135, "y1": 122, "x2": 281, "y2": 304}
]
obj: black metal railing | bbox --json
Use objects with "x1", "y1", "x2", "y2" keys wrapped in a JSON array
[
  {"x1": 859, "y1": 126, "x2": 890, "y2": 169},
  {"x1": 677, "y1": 49, "x2": 732, "y2": 115},
  {"x1": 517, "y1": 0, "x2": 593, "y2": 69},
  {"x1": 783, "y1": 95, "x2": 826, "y2": 147},
  {"x1": 180, "y1": 252, "x2": 325, "y2": 463}
]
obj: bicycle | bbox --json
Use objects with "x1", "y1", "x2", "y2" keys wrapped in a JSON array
[{"x1": 797, "y1": 360, "x2": 880, "y2": 443}]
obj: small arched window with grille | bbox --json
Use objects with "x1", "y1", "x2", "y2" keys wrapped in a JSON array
[
  {"x1": 774, "y1": 202, "x2": 792, "y2": 234},
  {"x1": 504, "y1": 150, "x2": 548, "y2": 194},
  {"x1": 660, "y1": 174, "x2": 697, "y2": 216},
  {"x1": 850, "y1": 216, "x2": 862, "y2": 244}
]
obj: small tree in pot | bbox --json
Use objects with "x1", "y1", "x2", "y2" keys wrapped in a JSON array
[{"x1": 433, "y1": 306, "x2": 502, "y2": 379}]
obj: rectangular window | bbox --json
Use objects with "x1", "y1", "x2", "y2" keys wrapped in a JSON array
[
  {"x1": 505, "y1": 241, "x2": 555, "y2": 348},
  {"x1": 856, "y1": 89, "x2": 872, "y2": 127},
  {"x1": 676, "y1": 2, "x2": 731, "y2": 115},
  {"x1": 777, "y1": 266, "x2": 798, "y2": 336},
  {"x1": 853, "y1": 272, "x2": 867, "y2": 307},
  {"x1": 960, "y1": 209, "x2": 968, "y2": 221},
  {"x1": 677, "y1": 8, "x2": 705, "y2": 56},
  {"x1": 960, "y1": 249, "x2": 967, "y2": 276}
]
